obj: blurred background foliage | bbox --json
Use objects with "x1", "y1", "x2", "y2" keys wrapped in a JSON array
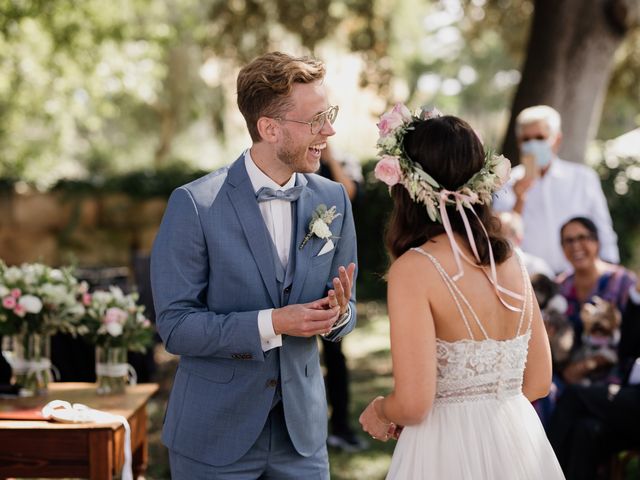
[{"x1": 0, "y1": 0, "x2": 638, "y2": 296}]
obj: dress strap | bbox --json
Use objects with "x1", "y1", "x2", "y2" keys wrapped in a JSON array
[
  {"x1": 412, "y1": 247, "x2": 487, "y2": 341},
  {"x1": 513, "y1": 251, "x2": 534, "y2": 336}
]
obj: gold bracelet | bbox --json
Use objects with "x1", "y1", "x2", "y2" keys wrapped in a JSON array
[{"x1": 373, "y1": 397, "x2": 392, "y2": 427}]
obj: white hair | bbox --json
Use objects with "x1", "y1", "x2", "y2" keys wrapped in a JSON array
[{"x1": 515, "y1": 105, "x2": 562, "y2": 139}]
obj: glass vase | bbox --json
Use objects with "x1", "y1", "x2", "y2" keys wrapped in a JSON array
[
  {"x1": 95, "y1": 346, "x2": 128, "y2": 395},
  {"x1": 11, "y1": 332, "x2": 52, "y2": 396}
]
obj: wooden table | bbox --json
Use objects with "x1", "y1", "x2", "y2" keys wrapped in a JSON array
[{"x1": 0, "y1": 382, "x2": 159, "y2": 479}]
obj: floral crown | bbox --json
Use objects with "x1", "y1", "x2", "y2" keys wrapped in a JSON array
[{"x1": 374, "y1": 103, "x2": 511, "y2": 223}]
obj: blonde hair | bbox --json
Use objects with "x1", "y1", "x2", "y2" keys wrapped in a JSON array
[
  {"x1": 515, "y1": 105, "x2": 562, "y2": 139},
  {"x1": 237, "y1": 52, "x2": 326, "y2": 142}
]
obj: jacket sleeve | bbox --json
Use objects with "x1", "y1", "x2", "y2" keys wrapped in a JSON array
[
  {"x1": 151, "y1": 187, "x2": 264, "y2": 361},
  {"x1": 323, "y1": 184, "x2": 358, "y2": 342}
]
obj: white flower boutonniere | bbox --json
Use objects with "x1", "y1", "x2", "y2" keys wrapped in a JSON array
[{"x1": 300, "y1": 204, "x2": 341, "y2": 249}]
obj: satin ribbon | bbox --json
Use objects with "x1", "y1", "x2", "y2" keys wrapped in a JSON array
[
  {"x1": 438, "y1": 189, "x2": 524, "y2": 312},
  {"x1": 95, "y1": 362, "x2": 138, "y2": 386}
]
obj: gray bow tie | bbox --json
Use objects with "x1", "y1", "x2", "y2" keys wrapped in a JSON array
[{"x1": 256, "y1": 186, "x2": 304, "y2": 203}]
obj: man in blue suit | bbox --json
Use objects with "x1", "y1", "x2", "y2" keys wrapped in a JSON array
[{"x1": 151, "y1": 51, "x2": 357, "y2": 479}]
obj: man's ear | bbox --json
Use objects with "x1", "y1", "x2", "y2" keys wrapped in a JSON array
[
  {"x1": 552, "y1": 131, "x2": 562, "y2": 153},
  {"x1": 256, "y1": 117, "x2": 279, "y2": 144}
]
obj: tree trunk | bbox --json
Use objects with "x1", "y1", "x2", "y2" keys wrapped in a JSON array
[{"x1": 502, "y1": 0, "x2": 638, "y2": 165}]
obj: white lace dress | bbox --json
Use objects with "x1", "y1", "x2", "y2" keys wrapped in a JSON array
[{"x1": 386, "y1": 249, "x2": 565, "y2": 480}]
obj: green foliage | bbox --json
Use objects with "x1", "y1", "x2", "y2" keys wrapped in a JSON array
[
  {"x1": 595, "y1": 153, "x2": 640, "y2": 268},
  {"x1": 354, "y1": 160, "x2": 393, "y2": 300}
]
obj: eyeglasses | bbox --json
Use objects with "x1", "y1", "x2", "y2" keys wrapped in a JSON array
[
  {"x1": 277, "y1": 105, "x2": 339, "y2": 135},
  {"x1": 561, "y1": 234, "x2": 596, "y2": 247}
]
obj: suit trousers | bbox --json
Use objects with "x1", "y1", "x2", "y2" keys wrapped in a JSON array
[
  {"x1": 169, "y1": 402, "x2": 329, "y2": 479},
  {"x1": 321, "y1": 337, "x2": 351, "y2": 433}
]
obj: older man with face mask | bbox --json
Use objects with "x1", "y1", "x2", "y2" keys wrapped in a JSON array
[{"x1": 493, "y1": 105, "x2": 619, "y2": 275}]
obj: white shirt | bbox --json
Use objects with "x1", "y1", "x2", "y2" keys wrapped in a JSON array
[
  {"x1": 493, "y1": 157, "x2": 619, "y2": 274},
  {"x1": 244, "y1": 150, "x2": 296, "y2": 352}
]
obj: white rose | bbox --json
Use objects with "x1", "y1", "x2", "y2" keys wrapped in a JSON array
[
  {"x1": 493, "y1": 155, "x2": 512, "y2": 189},
  {"x1": 0, "y1": 285, "x2": 8, "y2": 297},
  {"x1": 92, "y1": 291, "x2": 112, "y2": 304},
  {"x1": 311, "y1": 219, "x2": 332, "y2": 239},
  {"x1": 18, "y1": 295, "x2": 43, "y2": 314},
  {"x1": 49, "y1": 269, "x2": 65, "y2": 282},
  {"x1": 4, "y1": 267, "x2": 22, "y2": 283},
  {"x1": 106, "y1": 322, "x2": 123, "y2": 337}
]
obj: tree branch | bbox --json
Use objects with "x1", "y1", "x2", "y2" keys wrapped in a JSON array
[{"x1": 606, "y1": 0, "x2": 640, "y2": 35}]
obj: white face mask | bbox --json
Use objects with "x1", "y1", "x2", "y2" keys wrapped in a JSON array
[{"x1": 521, "y1": 139, "x2": 554, "y2": 168}]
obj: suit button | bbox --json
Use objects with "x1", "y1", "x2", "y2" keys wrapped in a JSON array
[
  {"x1": 283, "y1": 286, "x2": 291, "y2": 294},
  {"x1": 266, "y1": 379, "x2": 278, "y2": 388}
]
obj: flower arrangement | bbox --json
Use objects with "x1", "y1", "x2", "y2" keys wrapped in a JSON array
[
  {"x1": 0, "y1": 261, "x2": 86, "y2": 336},
  {"x1": 374, "y1": 103, "x2": 512, "y2": 223},
  {"x1": 299, "y1": 204, "x2": 341, "y2": 249},
  {"x1": 81, "y1": 286, "x2": 154, "y2": 353}
]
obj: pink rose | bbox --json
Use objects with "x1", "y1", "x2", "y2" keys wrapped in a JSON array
[
  {"x1": 10, "y1": 288, "x2": 21, "y2": 298},
  {"x1": 104, "y1": 307, "x2": 128, "y2": 325},
  {"x1": 377, "y1": 111, "x2": 405, "y2": 137},
  {"x1": 2, "y1": 296, "x2": 16, "y2": 309},
  {"x1": 13, "y1": 304, "x2": 26, "y2": 317},
  {"x1": 374, "y1": 155, "x2": 403, "y2": 186},
  {"x1": 392, "y1": 103, "x2": 412, "y2": 122},
  {"x1": 82, "y1": 293, "x2": 92, "y2": 306}
]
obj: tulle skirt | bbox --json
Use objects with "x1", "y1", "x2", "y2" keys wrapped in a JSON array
[{"x1": 387, "y1": 394, "x2": 565, "y2": 480}]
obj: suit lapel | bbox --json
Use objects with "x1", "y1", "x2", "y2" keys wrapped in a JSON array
[
  {"x1": 289, "y1": 178, "x2": 316, "y2": 305},
  {"x1": 227, "y1": 158, "x2": 280, "y2": 308}
]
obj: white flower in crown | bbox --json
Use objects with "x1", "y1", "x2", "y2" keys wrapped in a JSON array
[{"x1": 300, "y1": 204, "x2": 341, "y2": 249}]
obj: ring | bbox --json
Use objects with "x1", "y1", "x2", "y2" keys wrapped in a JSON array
[{"x1": 371, "y1": 435, "x2": 376, "y2": 439}]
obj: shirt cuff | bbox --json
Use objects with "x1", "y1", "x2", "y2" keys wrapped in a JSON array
[
  {"x1": 629, "y1": 284, "x2": 640, "y2": 306},
  {"x1": 258, "y1": 309, "x2": 282, "y2": 352}
]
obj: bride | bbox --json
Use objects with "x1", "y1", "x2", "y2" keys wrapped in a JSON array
[{"x1": 359, "y1": 105, "x2": 565, "y2": 479}]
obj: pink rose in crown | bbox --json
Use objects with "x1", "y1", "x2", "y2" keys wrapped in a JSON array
[
  {"x1": 378, "y1": 103, "x2": 411, "y2": 137},
  {"x1": 392, "y1": 103, "x2": 412, "y2": 122},
  {"x1": 2, "y1": 296, "x2": 16, "y2": 309},
  {"x1": 104, "y1": 307, "x2": 128, "y2": 325},
  {"x1": 10, "y1": 288, "x2": 21, "y2": 298},
  {"x1": 375, "y1": 155, "x2": 403, "y2": 186},
  {"x1": 13, "y1": 304, "x2": 26, "y2": 317}
]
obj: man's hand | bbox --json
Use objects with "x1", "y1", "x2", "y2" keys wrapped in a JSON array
[
  {"x1": 512, "y1": 177, "x2": 535, "y2": 214},
  {"x1": 272, "y1": 298, "x2": 340, "y2": 337},
  {"x1": 327, "y1": 263, "x2": 356, "y2": 316}
]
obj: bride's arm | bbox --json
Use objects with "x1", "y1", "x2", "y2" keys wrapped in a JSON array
[
  {"x1": 522, "y1": 286, "x2": 553, "y2": 401},
  {"x1": 360, "y1": 254, "x2": 437, "y2": 437}
]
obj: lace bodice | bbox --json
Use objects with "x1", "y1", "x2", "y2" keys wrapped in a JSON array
[
  {"x1": 411, "y1": 247, "x2": 534, "y2": 405},
  {"x1": 434, "y1": 332, "x2": 530, "y2": 404}
]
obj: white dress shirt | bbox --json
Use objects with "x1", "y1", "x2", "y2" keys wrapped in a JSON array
[
  {"x1": 493, "y1": 157, "x2": 619, "y2": 274},
  {"x1": 245, "y1": 150, "x2": 297, "y2": 351}
]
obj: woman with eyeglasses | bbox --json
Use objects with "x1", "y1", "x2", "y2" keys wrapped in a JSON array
[{"x1": 556, "y1": 216, "x2": 636, "y2": 384}]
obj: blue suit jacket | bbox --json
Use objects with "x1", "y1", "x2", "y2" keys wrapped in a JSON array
[{"x1": 150, "y1": 155, "x2": 357, "y2": 466}]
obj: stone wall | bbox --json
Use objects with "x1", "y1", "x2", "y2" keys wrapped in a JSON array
[{"x1": 0, "y1": 189, "x2": 166, "y2": 268}]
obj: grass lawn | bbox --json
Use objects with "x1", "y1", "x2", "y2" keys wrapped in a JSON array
[{"x1": 146, "y1": 301, "x2": 395, "y2": 480}]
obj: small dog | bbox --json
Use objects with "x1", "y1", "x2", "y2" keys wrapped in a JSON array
[
  {"x1": 568, "y1": 296, "x2": 622, "y2": 385},
  {"x1": 530, "y1": 274, "x2": 574, "y2": 364}
]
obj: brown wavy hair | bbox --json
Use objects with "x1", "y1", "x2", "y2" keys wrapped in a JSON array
[
  {"x1": 237, "y1": 51, "x2": 326, "y2": 142},
  {"x1": 385, "y1": 115, "x2": 511, "y2": 264}
]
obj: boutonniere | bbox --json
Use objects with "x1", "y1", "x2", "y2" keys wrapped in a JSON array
[{"x1": 299, "y1": 204, "x2": 341, "y2": 249}]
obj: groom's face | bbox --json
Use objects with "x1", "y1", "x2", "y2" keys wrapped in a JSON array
[{"x1": 275, "y1": 81, "x2": 336, "y2": 174}]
